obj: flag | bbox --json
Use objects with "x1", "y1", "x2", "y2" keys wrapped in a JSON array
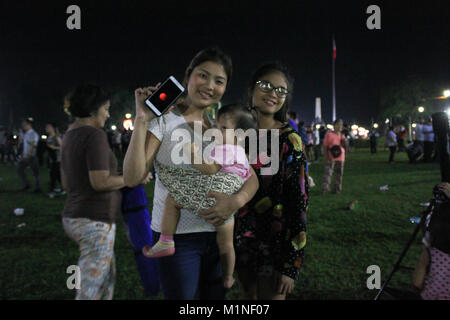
[{"x1": 333, "y1": 38, "x2": 336, "y2": 60}]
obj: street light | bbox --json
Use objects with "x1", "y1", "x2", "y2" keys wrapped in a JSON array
[
  {"x1": 418, "y1": 106, "x2": 425, "y2": 113},
  {"x1": 385, "y1": 118, "x2": 390, "y2": 124},
  {"x1": 412, "y1": 123, "x2": 417, "y2": 128},
  {"x1": 125, "y1": 113, "x2": 132, "y2": 119},
  {"x1": 373, "y1": 123, "x2": 379, "y2": 129},
  {"x1": 111, "y1": 125, "x2": 117, "y2": 131},
  {"x1": 444, "y1": 90, "x2": 450, "y2": 98}
]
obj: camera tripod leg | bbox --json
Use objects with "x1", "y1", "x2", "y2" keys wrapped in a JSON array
[{"x1": 374, "y1": 222, "x2": 422, "y2": 300}]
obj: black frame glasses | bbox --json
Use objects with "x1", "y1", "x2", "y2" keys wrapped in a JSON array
[{"x1": 256, "y1": 80, "x2": 289, "y2": 97}]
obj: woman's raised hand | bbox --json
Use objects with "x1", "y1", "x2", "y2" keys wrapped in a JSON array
[{"x1": 134, "y1": 84, "x2": 160, "y2": 122}]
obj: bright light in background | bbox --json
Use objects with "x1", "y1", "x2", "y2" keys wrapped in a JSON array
[
  {"x1": 111, "y1": 125, "x2": 117, "y2": 131},
  {"x1": 41, "y1": 135, "x2": 47, "y2": 140},
  {"x1": 125, "y1": 113, "x2": 132, "y2": 119},
  {"x1": 326, "y1": 124, "x2": 334, "y2": 130},
  {"x1": 418, "y1": 106, "x2": 425, "y2": 113},
  {"x1": 444, "y1": 90, "x2": 450, "y2": 98},
  {"x1": 352, "y1": 130, "x2": 358, "y2": 136},
  {"x1": 351, "y1": 124, "x2": 358, "y2": 130},
  {"x1": 123, "y1": 119, "x2": 133, "y2": 130},
  {"x1": 373, "y1": 123, "x2": 379, "y2": 129},
  {"x1": 412, "y1": 123, "x2": 417, "y2": 128},
  {"x1": 385, "y1": 118, "x2": 390, "y2": 124},
  {"x1": 446, "y1": 108, "x2": 450, "y2": 117},
  {"x1": 13, "y1": 135, "x2": 17, "y2": 139},
  {"x1": 315, "y1": 124, "x2": 321, "y2": 129}
]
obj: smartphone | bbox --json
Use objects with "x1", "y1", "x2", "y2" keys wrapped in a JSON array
[{"x1": 144, "y1": 76, "x2": 185, "y2": 117}]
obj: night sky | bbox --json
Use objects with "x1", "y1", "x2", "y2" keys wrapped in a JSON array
[{"x1": 0, "y1": 0, "x2": 449, "y2": 129}]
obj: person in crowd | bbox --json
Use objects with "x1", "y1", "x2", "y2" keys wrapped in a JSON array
[
  {"x1": 123, "y1": 47, "x2": 259, "y2": 300},
  {"x1": 45, "y1": 123, "x2": 63, "y2": 197},
  {"x1": 287, "y1": 111, "x2": 298, "y2": 132},
  {"x1": 0, "y1": 128, "x2": 6, "y2": 163},
  {"x1": 386, "y1": 125, "x2": 398, "y2": 163},
  {"x1": 407, "y1": 140, "x2": 424, "y2": 163},
  {"x1": 319, "y1": 125, "x2": 326, "y2": 155},
  {"x1": 121, "y1": 129, "x2": 132, "y2": 154},
  {"x1": 17, "y1": 117, "x2": 41, "y2": 192},
  {"x1": 305, "y1": 125, "x2": 314, "y2": 162},
  {"x1": 321, "y1": 119, "x2": 346, "y2": 194},
  {"x1": 61, "y1": 84, "x2": 141, "y2": 300},
  {"x1": 143, "y1": 104, "x2": 257, "y2": 290},
  {"x1": 297, "y1": 121, "x2": 308, "y2": 147},
  {"x1": 313, "y1": 125, "x2": 320, "y2": 162},
  {"x1": 235, "y1": 63, "x2": 308, "y2": 300},
  {"x1": 341, "y1": 124, "x2": 352, "y2": 153},
  {"x1": 397, "y1": 125, "x2": 407, "y2": 152},
  {"x1": 112, "y1": 130, "x2": 122, "y2": 159},
  {"x1": 423, "y1": 118, "x2": 435, "y2": 162},
  {"x1": 412, "y1": 182, "x2": 450, "y2": 300},
  {"x1": 369, "y1": 129, "x2": 378, "y2": 154},
  {"x1": 415, "y1": 118, "x2": 425, "y2": 148},
  {"x1": 5, "y1": 132, "x2": 18, "y2": 164}
]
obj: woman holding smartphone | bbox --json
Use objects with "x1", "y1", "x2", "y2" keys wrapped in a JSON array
[{"x1": 123, "y1": 47, "x2": 259, "y2": 299}]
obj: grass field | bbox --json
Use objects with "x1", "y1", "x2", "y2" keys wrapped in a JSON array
[{"x1": 0, "y1": 146, "x2": 442, "y2": 300}]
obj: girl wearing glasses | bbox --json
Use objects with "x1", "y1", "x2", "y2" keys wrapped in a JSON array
[
  {"x1": 235, "y1": 63, "x2": 308, "y2": 299},
  {"x1": 123, "y1": 47, "x2": 259, "y2": 299}
]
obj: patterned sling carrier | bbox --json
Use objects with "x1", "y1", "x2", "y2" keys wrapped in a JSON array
[
  {"x1": 156, "y1": 161, "x2": 244, "y2": 216},
  {"x1": 121, "y1": 185, "x2": 160, "y2": 296}
]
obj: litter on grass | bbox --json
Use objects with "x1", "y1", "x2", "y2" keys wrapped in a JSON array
[
  {"x1": 419, "y1": 202, "x2": 430, "y2": 207},
  {"x1": 14, "y1": 208, "x2": 24, "y2": 216},
  {"x1": 379, "y1": 185, "x2": 389, "y2": 191},
  {"x1": 17, "y1": 223, "x2": 26, "y2": 228}
]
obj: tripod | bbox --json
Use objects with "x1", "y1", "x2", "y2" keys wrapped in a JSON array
[
  {"x1": 374, "y1": 196, "x2": 442, "y2": 300},
  {"x1": 374, "y1": 221, "x2": 423, "y2": 300}
]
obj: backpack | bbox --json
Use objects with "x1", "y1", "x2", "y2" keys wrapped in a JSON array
[{"x1": 122, "y1": 185, "x2": 160, "y2": 296}]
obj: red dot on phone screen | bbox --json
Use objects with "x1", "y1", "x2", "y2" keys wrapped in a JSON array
[{"x1": 159, "y1": 93, "x2": 167, "y2": 101}]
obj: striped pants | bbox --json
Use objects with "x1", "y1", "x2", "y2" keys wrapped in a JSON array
[
  {"x1": 63, "y1": 217, "x2": 116, "y2": 300},
  {"x1": 322, "y1": 160, "x2": 344, "y2": 193}
]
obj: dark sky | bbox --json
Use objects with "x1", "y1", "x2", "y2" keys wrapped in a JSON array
[{"x1": 0, "y1": 0, "x2": 449, "y2": 128}]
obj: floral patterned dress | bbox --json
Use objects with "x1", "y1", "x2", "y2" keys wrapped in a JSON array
[{"x1": 235, "y1": 123, "x2": 308, "y2": 280}]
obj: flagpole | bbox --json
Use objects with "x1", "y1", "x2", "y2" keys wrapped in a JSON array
[{"x1": 332, "y1": 35, "x2": 336, "y2": 122}]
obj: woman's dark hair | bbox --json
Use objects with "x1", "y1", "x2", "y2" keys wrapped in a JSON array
[
  {"x1": 182, "y1": 46, "x2": 233, "y2": 89},
  {"x1": 64, "y1": 84, "x2": 110, "y2": 118},
  {"x1": 246, "y1": 62, "x2": 294, "y2": 123},
  {"x1": 217, "y1": 103, "x2": 258, "y2": 132}
]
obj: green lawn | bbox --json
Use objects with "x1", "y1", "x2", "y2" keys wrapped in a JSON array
[{"x1": 0, "y1": 147, "x2": 441, "y2": 299}]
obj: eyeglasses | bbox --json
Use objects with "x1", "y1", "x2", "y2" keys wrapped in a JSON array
[{"x1": 256, "y1": 80, "x2": 289, "y2": 97}]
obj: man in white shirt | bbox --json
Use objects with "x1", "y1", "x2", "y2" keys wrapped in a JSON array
[
  {"x1": 422, "y1": 118, "x2": 435, "y2": 162},
  {"x1": 17, "y1": 118, "x2": 41, "y2": 192},
  {"x1": 386, "y1": 126, "x2": 398, "y2": 163},
  {"x1": 415, "y1": 119, "x2": 425, "y2": 147}
]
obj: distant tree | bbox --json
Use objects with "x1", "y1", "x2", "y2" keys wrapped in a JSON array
[{"x1": 379, "y1": 75, "x2": 440, "y2": 124}]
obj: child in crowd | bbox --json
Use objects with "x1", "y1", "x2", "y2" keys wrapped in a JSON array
[{"x1": 143, "y1": 104, "x2": 257, "y2": 289}]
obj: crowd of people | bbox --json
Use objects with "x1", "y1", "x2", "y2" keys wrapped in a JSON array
[
  {"x1": 379, "y1": 118, "x2": 440, "y2": 164},
  {"x1": 1, "y1": 47, "x2": 448, "y2": 301}
]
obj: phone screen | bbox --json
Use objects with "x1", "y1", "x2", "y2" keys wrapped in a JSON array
[{"x1": 145, "y1": 76, "x2": 184, "y2": 116}]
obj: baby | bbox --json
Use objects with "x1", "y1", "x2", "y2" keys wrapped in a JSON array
[{"x1": 143, "y1": 104, "x2": 257, "y2": 289}]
